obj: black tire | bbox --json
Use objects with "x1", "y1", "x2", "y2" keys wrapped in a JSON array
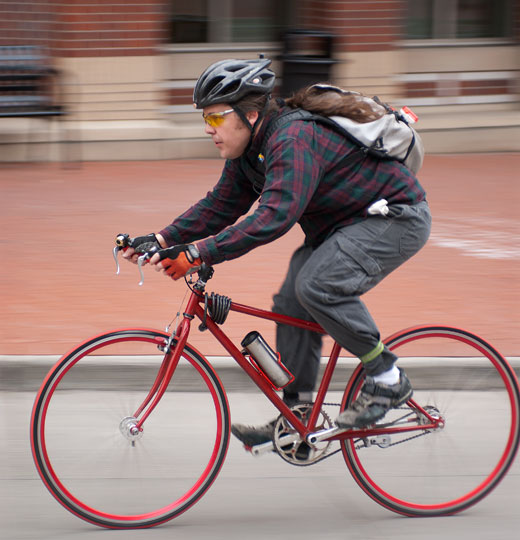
[
  {"x1": 31, "y1": 329, "x2": 230, "y2": 528},
  {"x1": 341, "y1": 325, "x2": 520, "y2": 517}
]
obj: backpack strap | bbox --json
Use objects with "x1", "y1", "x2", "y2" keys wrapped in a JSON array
[
  {"x1": 239, "y1": 107, "x2": 371, "y2": 189},
  {"x1": 239, "y1": 109, "x2": 313, "y2": 191},
  {"x1": 239, "y1": 152, "x2": 266, "y2": 194},
  {"x1": 262, "y1": 108, "x2": 315, "y2": 147},
  {"x1": 264, "y1": 108, "x2": 372, "y2": 168}
]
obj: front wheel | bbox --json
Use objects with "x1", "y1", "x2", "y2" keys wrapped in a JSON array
[
  {"x1": 31, "y1": 329, "x2": 230, "y2": 528},
  {"x1": 341, "y1": 326, "x2": 520, "y2": 517}
]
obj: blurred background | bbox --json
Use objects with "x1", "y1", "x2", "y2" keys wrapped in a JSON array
[
  {"x1": 0, "y1": 0, "x2": 518, "y2": 362},
  {"x1": 0, "y1": 0, "x2": 518, "y2": 161},
  {"x1": 1, "y1": 6, "x2": 519, "y2": 535},
  {"x1": 0, "y1": 0, "x2": 519, "y2": 360}
]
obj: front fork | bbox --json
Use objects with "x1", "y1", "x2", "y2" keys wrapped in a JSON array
[{"x1": 130, "y1": 312, "x2": 195, "y2": 432}]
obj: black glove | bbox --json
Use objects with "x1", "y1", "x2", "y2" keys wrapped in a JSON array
[{"x1": 130, "y1": 233, "x2": 161, "y2": 254}]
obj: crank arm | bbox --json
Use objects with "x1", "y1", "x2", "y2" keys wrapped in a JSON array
[
  {"x1": 307, "y1": 426, "x2": 349, "y2": 445},
  {"x1": 250, "y1": 432, "x2": 301, "y2": 457}
]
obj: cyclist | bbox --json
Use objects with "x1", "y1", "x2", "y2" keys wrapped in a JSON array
[{"x1": 123, "y1": 57, "x2": 431, "y2": 447}]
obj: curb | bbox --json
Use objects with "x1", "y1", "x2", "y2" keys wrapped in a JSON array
[{"x1": 1, "y1": 355, "x2": 519, "y2": 393}]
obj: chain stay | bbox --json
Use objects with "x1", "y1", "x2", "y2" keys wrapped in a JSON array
[{"x1": 318, "y1": 402, "x2": 432, "y2": 455}]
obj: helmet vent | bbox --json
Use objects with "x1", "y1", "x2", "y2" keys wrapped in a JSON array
[
  {"x1": 223, "y1": 80, "x2": 241, "y2": 95},
  {"x1": 205, "y1": 76, "x2": 225, "y2": 95},
  {"x1": 227, "y1": 65, "x2": 244, "y2": 73}
]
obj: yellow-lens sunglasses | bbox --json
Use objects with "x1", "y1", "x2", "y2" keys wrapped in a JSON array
[{"x1": 202, "y1": 109, "x2": 234, "y2": 128}]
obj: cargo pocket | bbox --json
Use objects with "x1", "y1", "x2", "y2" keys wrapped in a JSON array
[{"x1": 322, "y1": 237, "x2": 382, "y2": 299}]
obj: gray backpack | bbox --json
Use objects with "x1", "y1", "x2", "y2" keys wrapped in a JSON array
[{"x1": 262, "y1": 87, "x2": 424, "y2": 175}]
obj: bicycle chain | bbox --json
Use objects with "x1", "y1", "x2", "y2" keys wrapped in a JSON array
[
  {"x1": 308, "y1": 403, "x2": 431, "y2": 461},
  {"x1": 276, "y1": 402, "x2": 433, "y2": 466}
]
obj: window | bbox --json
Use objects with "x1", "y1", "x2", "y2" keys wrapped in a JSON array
[
  {"x1": 406, "y1": 0, "x2": 513, "y2": 39},
  {"x1": 168, "y1": 0, "x2": 294, "y2": 44}
]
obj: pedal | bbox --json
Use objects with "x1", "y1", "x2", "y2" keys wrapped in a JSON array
[
  {"x1": 250, "y1": 439, "x2": 276, "y2": 457},
  {"x1": 247, "y1": 434, "x2": 299, "y2": 457}
]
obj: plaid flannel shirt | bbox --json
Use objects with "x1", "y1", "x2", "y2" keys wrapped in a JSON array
[{"x1": 160, "y1": 106, "x2": 426, "y2": 266}]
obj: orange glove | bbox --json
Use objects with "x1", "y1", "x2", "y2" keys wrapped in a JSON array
[{"x1": 152, "y1": 244, "x2": 201, "y2": 281}]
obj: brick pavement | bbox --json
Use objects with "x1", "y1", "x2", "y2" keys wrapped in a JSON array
[{"x1": 1, "y1": 154, "x2": 519, "y2": 357}]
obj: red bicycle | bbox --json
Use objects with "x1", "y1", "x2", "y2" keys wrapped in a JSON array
[{"x1": 30, "y1": 237, "x2": 520, "y2": 529}]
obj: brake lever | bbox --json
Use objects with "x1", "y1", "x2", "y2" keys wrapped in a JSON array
[
  {"x1": 113, "y1": 246, "x2": 122, "y2": 275},
  {"x1": 113, "y1": 233, "x2": 151, "y2": 286},
  {"x1": 113, "y1": 246, "x2": 149, "y2": 286},
  {"x1": 137, "y1": 244, "x2": 162, "y2": 286},
  {"x1": 137, "y1": 254, "x2": 149, "y2": 286}
]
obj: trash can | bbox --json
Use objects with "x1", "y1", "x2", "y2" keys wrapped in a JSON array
[{"x1": 280, "y1": 29, "x2": 337, "y2": 98}]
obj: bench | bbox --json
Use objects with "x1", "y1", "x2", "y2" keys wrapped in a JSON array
[{"x1": 0, "y1": 45, "x2": 76, "y2": 162}]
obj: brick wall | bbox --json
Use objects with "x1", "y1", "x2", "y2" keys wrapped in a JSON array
[
  {"x1": 53, "y1": 0, "x2": 167, "y2": 57},
  {"x1": 404, "y1": 73, "x2": 518, "y2": 104},
  {"x1": 516, "y1": 0, "x2": 520, "y2": 40},
  {"x1": 298, "y1": 0, "x2": 406, "y2": 53},
  {"x1": 2, "y1": 1, "x2": 517, "y2": 118},
  {"x1": 2, "y1": 1, "x2": 517, "y2": 58},
  {"x1": 401, "y1": 0, "x2": 520, "y2": 105},
  {"x1": 0, "y1": 0, "x2": 168, "y2": 57},
  {"x1": 0, "y1": 1, "x2": 54, "y2": 48}
]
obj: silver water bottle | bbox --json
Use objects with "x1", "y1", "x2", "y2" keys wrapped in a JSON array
[{"x1": 241, "y1": 331, "x2": 293, "y2": 388}]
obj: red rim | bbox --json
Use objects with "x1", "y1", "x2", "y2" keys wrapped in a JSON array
[
  {"x1": 31, "y1": 329, "x2": 230, "y2": 528},
  {"x1": 341, "y1": 325, "x2": 520, "y2": 516}
]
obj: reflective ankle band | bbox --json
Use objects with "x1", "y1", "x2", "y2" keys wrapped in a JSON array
[{"x1": 360, "y1": 341, "x2": 384, "y2": 364}]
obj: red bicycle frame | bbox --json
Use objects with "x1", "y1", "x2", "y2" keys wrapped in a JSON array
[{"x1": 131, "y1": 279, "x2": 442, "y2": 443}]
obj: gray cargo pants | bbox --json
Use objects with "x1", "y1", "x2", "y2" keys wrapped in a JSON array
[{"x1": 272, "y1": 200, "x2": 431, "y2": 396}]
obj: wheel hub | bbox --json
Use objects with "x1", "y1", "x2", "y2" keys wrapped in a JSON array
[
  {"x1": 418, "y1": 406, "x2": 444, "y2": 430},
  {"x1": 119, "y1": 416, "x2": 143, "y2": 442}
]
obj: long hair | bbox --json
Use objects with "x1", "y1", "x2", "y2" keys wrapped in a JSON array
[
  {"x1": 285, "y1": 84, "x2": 384, "y2": 123},
  {"x1": 234, "y1": 92, "x2": 279, "y2": 115}
]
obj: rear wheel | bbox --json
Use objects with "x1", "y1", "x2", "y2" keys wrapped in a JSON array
[
  {"x1": 341, "y1": 326, "x2": 520, "y2": 516},
  {"x1": 31, "y1": 329, "x2": 230, "y2": 528}
]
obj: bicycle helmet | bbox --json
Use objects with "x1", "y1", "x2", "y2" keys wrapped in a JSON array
[{"x1": 193, "y1": 57, "x2": 276, "y2": 109}]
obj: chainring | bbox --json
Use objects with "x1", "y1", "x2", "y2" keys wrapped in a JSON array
[{"x1": 273, "y1": 403, "x2": 334, "y2": 466}]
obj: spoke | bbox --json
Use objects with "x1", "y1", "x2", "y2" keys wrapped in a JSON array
[
  {"x1": 31, "y1": 330, "x2": 230, "y2": 528},
  {"x1": 340, "y1": 326, "x2": 520, "y2": 516}
]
